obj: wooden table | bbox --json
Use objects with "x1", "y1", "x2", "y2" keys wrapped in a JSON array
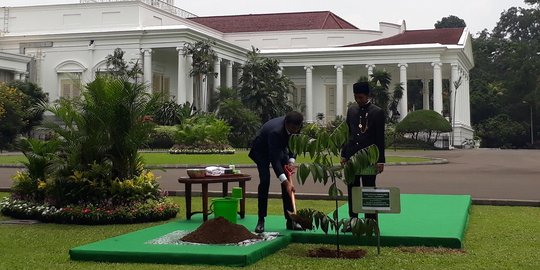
[{"x1": 178, "y1": 174, "x2": 251, "y2": 221}]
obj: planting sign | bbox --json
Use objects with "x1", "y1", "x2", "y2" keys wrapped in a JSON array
[{"x1": 352, "y1": 187, "x2": 401, "y2": 214}]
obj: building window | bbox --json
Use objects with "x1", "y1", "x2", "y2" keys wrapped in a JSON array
[
  {"x1": 292, "y1": 86, "x2": 306, "y2": 114},
  {"x1": 152, "y1": 72, "x2": 170, "y2": 100},
  {"x1": 59, "y1": 73, "x2": 81, "y2": 99}
]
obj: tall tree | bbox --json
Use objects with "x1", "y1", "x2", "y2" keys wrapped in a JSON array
[
  {"x1": 435, "y1": 15, "x2": 467, "y2": 29},
  {"x1": 182, "y1": 40, "x2": 218, "y2": 111},
  {"x1": 239, "y1": 48, "x2": 294, "y2": 123}
]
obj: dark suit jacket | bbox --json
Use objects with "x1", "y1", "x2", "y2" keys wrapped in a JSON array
[
  {"x1": 341, "y1": 102, "x2": 386, "y2": 163},
  {"x1": 249, "y1": 116, "x2": 294, "y2": 178}
]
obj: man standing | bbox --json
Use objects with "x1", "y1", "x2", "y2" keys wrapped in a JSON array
[
  {"x1": 249, "y1": 111, "x2": 304, "y2": 233},
  {"x1": 341, "y1": 81, "x2": 386, "y2": 223}
]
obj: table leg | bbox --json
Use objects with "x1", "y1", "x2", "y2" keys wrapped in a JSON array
[
  {"x1": 239, "y1": 181, "x2": 246, "y2": 218},
  {"x1": 222, "y1": 182, "x2": 228, "y2": 197},
  {"x1": 202, "y1": 183, "x2": 208, "y2": 221},
  {"x1": 185, "y1": 183, "x2": 192, "y2": 220}
]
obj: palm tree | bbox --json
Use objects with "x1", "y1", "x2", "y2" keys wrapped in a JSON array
[{"x1": 182, "y1": 40, "x2": 218, "y2": 111}]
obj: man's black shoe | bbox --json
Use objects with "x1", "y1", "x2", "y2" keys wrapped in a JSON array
[
  {"x1": 255, "y1": 220, "x2": 265, "y2": 233},
  {"x1": 286, "y1": 220, "x2": 304, "y2": 231}
]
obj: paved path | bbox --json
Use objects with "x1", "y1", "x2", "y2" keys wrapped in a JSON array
[{"x1": 1, "y1": 149, "x2": 539, "y2": 201}]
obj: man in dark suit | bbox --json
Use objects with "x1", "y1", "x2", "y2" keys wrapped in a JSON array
[
  {"x1": 341, "y1": 81, "x2": 386, "y2": 223},
  {"x1": 249, "y1": 111, "x2": 304, "y2": 233}
]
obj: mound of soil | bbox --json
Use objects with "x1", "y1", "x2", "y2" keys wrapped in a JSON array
[
  {"x1": 181, "y1": 217, "x2": 262, "y2": 244},
  {"x1": 308, "y1": 247, "x2": 367, "y2": 259}
]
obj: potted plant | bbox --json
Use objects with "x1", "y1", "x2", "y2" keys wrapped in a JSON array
[{"x1": 289, "y1": 122, "x2": 381, "y2": 258}]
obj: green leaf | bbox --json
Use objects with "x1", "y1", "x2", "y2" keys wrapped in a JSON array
[{"x1": 321, "y1": 216, "x2": 329, "y2": 234}]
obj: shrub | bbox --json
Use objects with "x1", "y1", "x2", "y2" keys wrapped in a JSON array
[
  {"x1": 174, "y1": 114, "x2": 232, "y2": 149},
  {"x1": 396, "y1": 110, "x2": 452, "y2": 145},
  {"x1": 146, "y1": 125, "x2": 177, "y2": 149}
]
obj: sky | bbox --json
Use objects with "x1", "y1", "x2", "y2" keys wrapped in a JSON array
[{"x1": 3, "y1": 0, "x2": 530, "y2": 35}]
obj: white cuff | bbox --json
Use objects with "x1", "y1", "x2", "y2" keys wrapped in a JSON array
[
  {"x1": 288, "y1": 158, "x2": 295, "y2": 164},
  {"x1": 278, "y1": 174, "x2": 288, "y2": 182}
]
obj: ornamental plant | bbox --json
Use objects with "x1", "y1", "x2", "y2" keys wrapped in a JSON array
[{"x1": 289, "y1": 122, "x2": 380, "y2": 257}]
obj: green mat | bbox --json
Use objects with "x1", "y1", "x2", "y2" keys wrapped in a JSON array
[{"x1": 70, "y1": 194, "x2": 471, "y2": 266}]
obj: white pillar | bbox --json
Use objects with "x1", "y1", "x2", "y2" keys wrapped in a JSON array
[
  {"x1": 176, "y1": 47, "x2": 187, "y2": 105},
  {"x1": 186, "y1": 55, "x2": 194, "y2": 104},
  {"x1": 142, "y1": 49, "x2": 153, "y2": 94},
  {"x1": 464, "y1": 73, "x2": 471, "y2": 126},
  {"x1": 226, "y1": 60, "x2": 233, "y2": 88},
  {"x1": 366, "y1": 64, "x2": 375, "y2": 78},
  {"x1": 335, "y1": 65, "x2": 344, "y2": 117},
  {"x1": 398, "y1": 63, "x2": 408, "y2": 119},
  {"x1": 450, "y1": 63, "x2": 460, "y2": 146},
  {"x1": 201, "y1": 75, "x2": 208, "y2": 111},
  {"x1": 432, "y1": 62, "x2": 443, "y2": 114},
  {"x1": 422, "y1": 78, "x2": 430, "y2": 110},
  {"x1": 305, "y1": 65, "x2": 314, "y2": 122},
  {"x1": 14, "y1": 72, "x2": 21, "y2": 80},
  {"x1": 214, "y1": 58, "x2": 221, "y2": 92}
]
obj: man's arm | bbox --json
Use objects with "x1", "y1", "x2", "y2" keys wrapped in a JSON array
[{"x1": 267, "y1": 133, "x2": 288, "y2": 182}]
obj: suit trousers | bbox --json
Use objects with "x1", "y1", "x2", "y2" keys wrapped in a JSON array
[
  {"x1": 255, "y1": 161, "x2": 294, "y2": 221},
  {"x1": 347, "y1": 174, "x2": 378, "y2": 221}
]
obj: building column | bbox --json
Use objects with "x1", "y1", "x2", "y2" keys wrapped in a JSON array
[
  {"x1": 432, "y1": 62, "x2": 443, "y2": 115},
  {"x1": 176, "y1": 47, "x2": 187, "y2": 105},
  {"x1": 398, "y1": 63, "x2": 408, "y2": 120},
  {"x1": 422, "y1": 78, "x2": 430, "y2": 110},
  {"x1": 335, "y1": 65, "x2": 344, "y2": 117},
  {"x1": 214, "y1": 57, "x2": 221, "y2": 92},
  {"x1": 201, "y1": 75, "x2": 208, "y2": 111},
  {"x1": 366, "y1": 64, "x2": 375, "y2": 78},
  {"x1": 226, "y1": 60, "x2": 233, "y2": 88},
  {"x1": 14, "y1": 72, "x2": 22, "y2": 80},
  {"x1": 450, "y1": 63, "x2": 460, "y2": 146},
  {"x1": 464, "y1": 72, "x2": 471, "y2": 126},
  {"x1": 305, "y1": 65, "x2": 314, "y2": 122},
  {"x1": 186, "y1": 55, "x2": 194, "y2": 104},
  {"x1": 142, "y1": 49, "x2": 153, "y2": 94}
]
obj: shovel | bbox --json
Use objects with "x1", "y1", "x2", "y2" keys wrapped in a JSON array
[{"x1": 284, "y1": 165, "x2": 297, "y2": 214}]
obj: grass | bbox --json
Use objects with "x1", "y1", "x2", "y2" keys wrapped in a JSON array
[
  {"x1": 0, "y1": 191, "x2": 539, "y2": 270},
  {"x1": 0, "y1": 151, "x2": 431, "y2": 165}
]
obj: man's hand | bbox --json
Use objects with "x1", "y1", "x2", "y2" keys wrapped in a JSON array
[
  {"x1": 377, "y1": 163, "x2": 385, "y2": 174},
  {"x1": 284, "y1": 164, "x2": 296, "y2": 175},
  {"x1": 282, "y1": 179, "x2": 296, "y2": 194}
]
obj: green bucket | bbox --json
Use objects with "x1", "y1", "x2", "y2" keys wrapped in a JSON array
[{"x1": 211, "y1": 197, "x2": 239, "y2": 224}]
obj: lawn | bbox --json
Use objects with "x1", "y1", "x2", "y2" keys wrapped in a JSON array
[
  {"x1": 0, "y1": 151, "x2": 430, "y2": 165},
  {"x1": 0, "y1": 192, "x2": 538, "y2": 270}
]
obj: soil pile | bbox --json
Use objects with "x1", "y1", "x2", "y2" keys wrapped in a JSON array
[{"x1": 181, "y1": 217, "x2": 262, "y2": 244}]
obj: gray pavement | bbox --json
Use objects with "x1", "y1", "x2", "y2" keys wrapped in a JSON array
[{"x1": 1, "y1": 149, "x2": 539, "y2": 202}]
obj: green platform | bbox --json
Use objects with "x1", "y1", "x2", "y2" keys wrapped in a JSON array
[{"x1": 70, "y1": 194, "x2": 471, "y2": 266}]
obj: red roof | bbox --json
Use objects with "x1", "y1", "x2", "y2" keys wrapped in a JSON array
[
  {"x1": 189, "y1": 11, "x2": 358, "y2": 33},
  {"x1": 345, "y1": 28, "x2": 465, "y2": 47}
]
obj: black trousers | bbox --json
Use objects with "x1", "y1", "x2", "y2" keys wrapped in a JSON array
[
  {"x1": 256, "y1": 161, "x2": 294, "y2": 221},
  {"x1": 347, "y1": 175, "x2": 378, "y2": 221}
]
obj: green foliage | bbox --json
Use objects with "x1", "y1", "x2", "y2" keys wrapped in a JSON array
[
  {"x1": 470, "y1": 1, "x2": 539, "y2": 148},
  {"x1": 476, "y1": 114, "x2": 528, "y2": 148},
  {"x1": 210, "y1": 87, "x2": 261, "y2": 148},
  {"x1": 146, "y1": 125, "x2": 177, "y2": 149},
  {"x1": 182, "y1": 40, "x2": 218, "y2": 79},
  {"x1": 104, "y1": 48, "x2": 143, "y2": 80},
  {"x1": 18, "y1": 137, "x2": 59, "y2": 181},
  {"x1": 240, "y1": 47, "x2": 294, "y2": 123},
  {"x1": 290, "y1": 122, "x2": 380, "y2": 255},
  {"x1": 435, "y1": 15, "x2": 467, "y2": 28},
  {"x1": 395, "y1": 110, "x2": 452, "y2": 145},
  {"x1": 174, "y1": 114, "x2": 232, "y2": 149},
  {"x1": 0, "y1": 82, "x2": 47, "y2": 151},
  {"x1": 5, "y1": 81, "x2": 48, "y2": 135},
  {"x1": 293, "y1": 208, "x2": 379, "y2": 238}
]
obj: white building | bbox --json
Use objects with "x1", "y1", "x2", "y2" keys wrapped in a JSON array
[{"x1": 0, "y1": 0, "x2": 474, "y2": 146}]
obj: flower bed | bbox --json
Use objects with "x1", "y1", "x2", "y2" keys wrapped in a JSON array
[
  {"x1": 169, "y1": 144, "x2": 235, "y2": 155},
  {"x1": 0, "y1": 197, "x2": 179, "y2": 225}
]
